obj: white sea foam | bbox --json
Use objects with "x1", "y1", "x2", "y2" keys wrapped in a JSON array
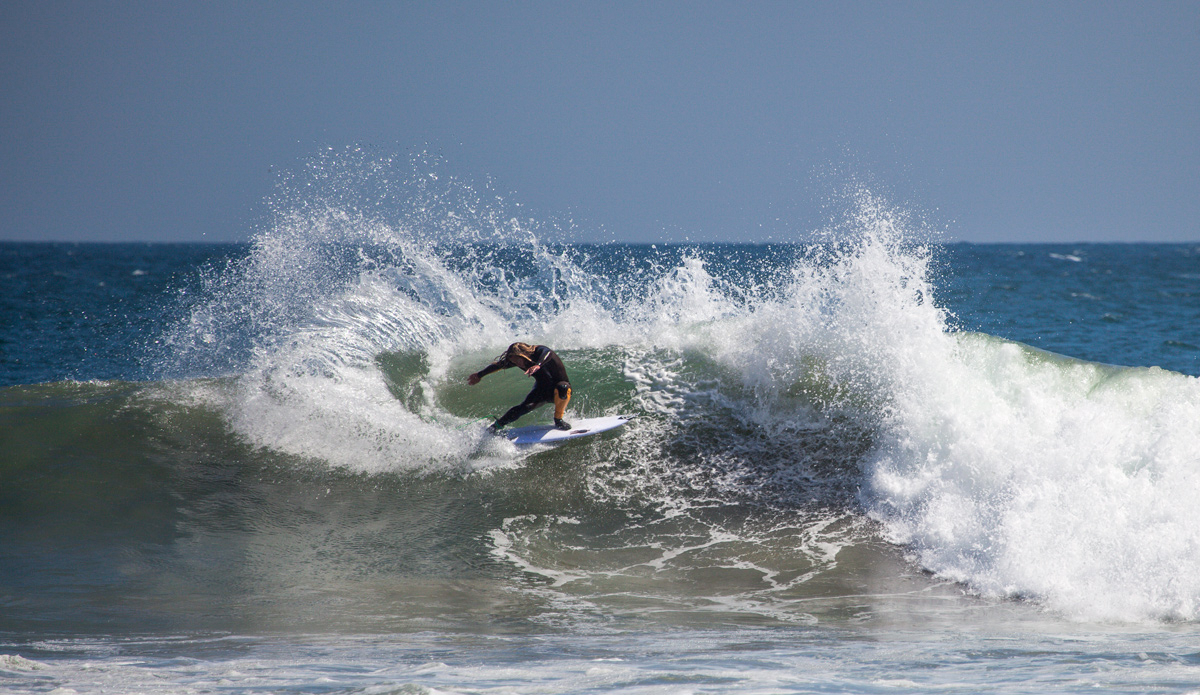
[
  {"x1": 168, "y1": 151, "x2": 1200, "y2": 622},
  {"x1": 673, "y1": 194, "x2": 1200, "y2": 623},
  {"x1": 868, "y1": 336, "x2": 1200, "y2": 622},
  {"x1": 599, "y1": 191, "x2": 1200, "y2": 623},
  {"x1": 730, "y1": 194, "x2": 1200, "y2": 622}
]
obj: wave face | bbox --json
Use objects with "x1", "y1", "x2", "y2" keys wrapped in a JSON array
[{"x1": 4, "y1": 152, "x2": 1200, "y2": 631}]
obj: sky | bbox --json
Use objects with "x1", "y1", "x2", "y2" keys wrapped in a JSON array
[{"x1": 1, "y1": 1, "x2": 1198, "y2": 244}]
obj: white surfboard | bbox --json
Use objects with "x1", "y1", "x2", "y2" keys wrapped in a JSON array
[{"x1": 503, "y1": 415, "x2": 634, "y2": 446}]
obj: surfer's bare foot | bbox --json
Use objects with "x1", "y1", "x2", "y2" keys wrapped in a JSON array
[{"x1": 554, "y1": 418, "x2": 571, "y2": 431}]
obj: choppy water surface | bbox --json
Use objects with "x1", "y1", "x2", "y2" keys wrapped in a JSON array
[{"x1": 3, "y1": 156, "x2": 1199, "y2": 693}]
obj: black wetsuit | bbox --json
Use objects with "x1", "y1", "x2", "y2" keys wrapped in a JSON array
[{"x1": 480, "y1": 345, "x2": 571, "y2": 428}]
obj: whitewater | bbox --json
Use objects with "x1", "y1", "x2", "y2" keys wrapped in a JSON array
[{"x1": 3, "y1": 152, "x2": 1200, "y2": 693}]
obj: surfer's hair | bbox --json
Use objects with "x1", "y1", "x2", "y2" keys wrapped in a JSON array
[{"x1": 499, "y1": 342, "x2": 536, "y2": 364}]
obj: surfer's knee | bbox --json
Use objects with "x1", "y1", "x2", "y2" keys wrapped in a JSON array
[{"x1": 553, "y1": 383, "x2": 571, "y2": 420}]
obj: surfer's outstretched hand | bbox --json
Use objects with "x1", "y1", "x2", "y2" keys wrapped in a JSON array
[{"x1": 467, "y1": 373, "x2": 481, "y2": 386}]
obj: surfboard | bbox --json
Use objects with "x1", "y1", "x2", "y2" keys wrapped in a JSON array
[{"x1": 503, "y1": 415, "x2": 634, "y2": 446}]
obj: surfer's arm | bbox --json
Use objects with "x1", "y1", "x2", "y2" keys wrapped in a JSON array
[{"x1": 469, "y1": 359, "x2": 511, "y2": 384}]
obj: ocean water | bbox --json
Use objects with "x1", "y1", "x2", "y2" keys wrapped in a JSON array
[{"x1": 3, "y1": 170, "x2": 1200, "y2": 693}]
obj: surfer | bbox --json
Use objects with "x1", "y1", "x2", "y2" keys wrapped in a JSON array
[{"x1": 467, "y1": 342, "x2": 572, "y2": 431}]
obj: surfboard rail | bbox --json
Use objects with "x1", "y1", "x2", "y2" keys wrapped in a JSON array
[{"x1": 503, "y1": 414, "x2": 634, "y2": 446}]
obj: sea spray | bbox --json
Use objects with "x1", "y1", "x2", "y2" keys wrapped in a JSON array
[
  {"x1": 155, "y1": 151, "x2": 1200, "y2": 622},
  {"x1": 690, "y1": 192, "x2": 1200, "y2": 623},
  {"x1": 769, "y1": 195, "x2": 1200, "y2": 623},
  {"x1": 867, "y1": 337, "x2": 1200, "y2": 621},
  {"x1": 603, "y1": 195, "x2": 1200, "y2": 623},
  {"x1": 158, "y1": 151, "x2": 584, "y2": 471}
]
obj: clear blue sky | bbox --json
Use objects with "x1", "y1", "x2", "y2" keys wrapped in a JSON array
[{"x1": 2, "y1": 1, "x2": 1197, "y2": 243}]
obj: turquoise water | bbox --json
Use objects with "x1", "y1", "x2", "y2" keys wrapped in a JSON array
[{"x1": 3, "y1": 174, "x2": 1200, "y2": 692}]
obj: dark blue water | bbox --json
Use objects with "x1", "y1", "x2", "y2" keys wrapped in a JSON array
[
  {"x1": 938, "y1": 243, "x2": 1200, "y2": 375},
  {"x1": 0, "y1": 243, "x2": 240, "y2": 386}
]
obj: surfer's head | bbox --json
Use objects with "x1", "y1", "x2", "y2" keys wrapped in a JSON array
[{"x1": 501, "y1": 342, "x2": 537, "y2": 367}]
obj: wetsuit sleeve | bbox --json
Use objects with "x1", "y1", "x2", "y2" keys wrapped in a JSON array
[
  {"x1": 476, "y1": 358, "x2": 512, "y2": 378},
  {"x1": 532, "y1": 345, "x2": 552, "y2": 367}
]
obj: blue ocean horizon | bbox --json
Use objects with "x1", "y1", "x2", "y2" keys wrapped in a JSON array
[{"x1": 4, "y1": 240, "x2": 1198, "y2": 387}]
